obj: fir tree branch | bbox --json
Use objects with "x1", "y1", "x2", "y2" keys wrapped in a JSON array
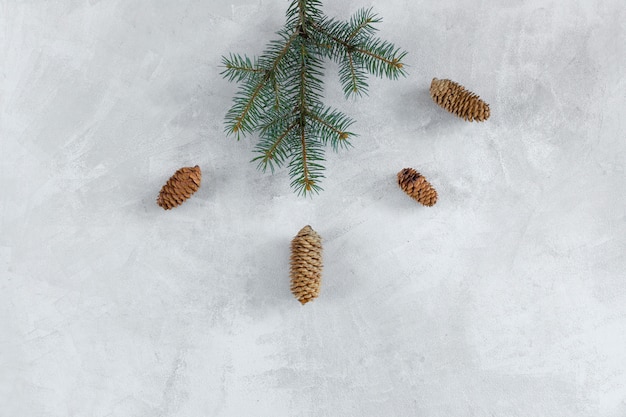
[
  {"x1": 253, "y1": 119, "x2": 298, "y2": 172},
  {"x1": 268, "y1": 121, "x2": 298, "y2": 160},
  {"x1": 222, "y1": 0, "x2": 407, "y2": 195},
  {"x1": 307, "y1": 113, "x2": 342, "y2": 136},
  {"x1": 298, "y1": 0, "x2": 307, "y2": 32},
  {"x1": 289, "y1": 130, "x2": 325, "y2": 196},
  {"x1": 306, "y1": 106, "x2": 355, "y2": 151},
  {"x1": 287, "y1": 0, "x2": 324, "y2": 28},
  {"x1": 221, "y1": 54, "x2": 265, "y2": 82},
  {"x1": 356, "y1": 46, "x2": 401, "y2": 71},
  {"x1": 226, "y1": 74, "x2": 269, "y2": 138},
  {"x1": 298, "y1": 120, "x2": 312, "y2": 192},
  {"x1": 346, "y1": 8, "x2": 380, "y2": 42},
  {"x1": 308, "y1": 19, "x2": 406, "y2": 79},
  {"x1": 354, "y1": 38, "x2": 407, "y2": 79},
  {"x1": 269, "y1": 31, "x2": 300, "y2": 74},
  {"x1": 226, "y1": 31, "x2": 300, "y2": 138},
  {"x1": 297, "y1": 40, "x2": 313, "y2": 193},
  {"x1": 344, "y1": 51, "x2": 363, "y2": 96},
  {"x1": 285, "y1": 37, "x2": 328, "y2": 195},
  {"x1": 271, "y1": 75, "x2": 281, "y2": 110}
]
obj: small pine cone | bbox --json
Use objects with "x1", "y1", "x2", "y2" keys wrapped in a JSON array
[
  {"x1": 157, "y1": 165, "x2": 202, "y2": 209},
  {"x1": 430, "y1": 78, "x2": 490, "y2": 122},
  {"x1": 290, "y1": 225, "x2": 323, "y2": 305},
  {"x1": 397, "y1": 168, "x2": 438, "y2": 206}
]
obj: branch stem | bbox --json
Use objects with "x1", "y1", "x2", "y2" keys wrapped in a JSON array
[
  {"x1": 232, "y1": 32, "x2": 299, "y2": 133},
  {"x1": 346, "y1": 18, "x2": 372, "y2": 42},
  {"x1": 232, "y1": 75, "x2": 268, "y2": 133},
  {"x1": 263, "y1": 120, "x2": 298, "y2": 163},
  {"x1": 298, "y1": 40, "x2": 311, "y2": 190},
  {"x1": 347, "y1": 51, "x2": 358, "y2": 93},
  {"x1": 226, "y1": 65, "x2": 265, "y2": 74},
  {"x1": 307, "y1": 113, "x2": 343, "y2": 136},
  {"x1": 308, "y1": 20, "x2": 401, "y2": 68},
  {"x1": 298, "y1": 0, "x2": 307, "y2": 33}
]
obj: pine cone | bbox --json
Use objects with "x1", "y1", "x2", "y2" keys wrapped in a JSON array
[
  {"x1": 430, "y1": 78, "x2": 490, "y2": 122},
  {"x1": 290, "y1": 225, "x2": 323, "y2": 305},
  {"x1": 397, "y1": 168, "x2": 438, "y2": 206},
  {"x1": 157, "y1": 165, "x2": 202, "y2": 209}
]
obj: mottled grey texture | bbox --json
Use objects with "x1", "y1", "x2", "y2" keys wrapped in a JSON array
[{"x1": 1, "y1": 1, "x2": 625, "y2": 416}]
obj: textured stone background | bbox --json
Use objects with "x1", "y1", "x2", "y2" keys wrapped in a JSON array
[{"x1": 1, "y1": 1, "x2": 625, "y2": 416}]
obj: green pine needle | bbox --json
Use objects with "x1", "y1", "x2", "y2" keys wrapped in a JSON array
[{"x1": 222, "y1": 0, "x2": 407, "y2": 196}]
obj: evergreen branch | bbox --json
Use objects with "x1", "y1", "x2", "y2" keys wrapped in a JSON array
[
  {"x1": 225, "y1": 73, "x2": 270, "y2": 138},
  {"x1": 306, "y1": 18, "x2": 346, "y2": 57},
  {"x1": 298, "y1": 42, "x2": 309, "y2": 112},
  {"x1": 338, "y1": 50, "x2": 368, "y2": 97},
  {"x1": 253, "y1": 117, "x2": 298, "y2": 172},
  {"x1": 346, "y1": 8, "x2": 380, "y2": 42},
  {"x1": 302, "y1": 15, "x2": 335, "y2": 58},
  {"x1": 298, "y1": 0, "x2": 306, "y2": 32},
  {"x1": 346, "y1": 51, "x2": 359, "y2": 94},
  {"x1": 226, "y1": 30, "x2": 300, "y2": 138},
  {"x1": 220, "y1": 54, "x2": 265, "y2": 82},
  {"x1": 353, "y1": 38, "x2": 408, "y2": 79},
  {"x1": 289, "y1": 128, "x2": 325, "y2": 196},
  {"x1": 298, "y1": 120, "x2": 313, "y2": 193},
  {"x1": 285, "y1": 37, "x2": 329, "y2": 195},
  {"x1": 269, "y1": 72, "x2": 282, "y2": 110},
  {"x1": 309, "y1": 19, "x2": 407, "y2": 80},
  {"x1": 356, "y1": 46, "x2": 399, "y2": 69},
  {"x1": 222, "y1": 0, "x2": 407, "y2": 195},
  {"x1": 307, "y1": 106, "x2": 355, "y2": 151},
  {"x1": 287, "y1": 0, "x2": 324, "y2": 28},
  {"x1": 307, "y1": 112, "x2": 342, "y2": 136},
  {"x1": 295, "y1": 38, "x2": 315, "y2": 194},
  {"x1": 260, "y1": 29, "x2": 300, "y2": 76}
]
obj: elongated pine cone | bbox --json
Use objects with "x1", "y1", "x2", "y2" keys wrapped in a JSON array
[
  {"x1": 430, "y1": 78, "x2": 490, "y2": 122},
  {"x1": 397, "y1": 168, "x2": 438, "y2": 206},
  {"x1": 157, "y1": 165, "x2": 202, "y2": 209},
  {"x1": 290, "y1": 225, "x2": 323, "y2": 305}
]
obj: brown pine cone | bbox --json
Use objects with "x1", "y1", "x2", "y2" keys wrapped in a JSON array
[
  {"x1": 397, "y1": 168, "x2": 438, "y2": 206},
  {"x1": 290, "y1": 225, "x2": 323, "y2": 305},
  {"x1": 157, "y1": 165, "x2": 202, "y2": 209},
  {"x1": 430, "y1": 78, "x2": 490, "y2": 122}
]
